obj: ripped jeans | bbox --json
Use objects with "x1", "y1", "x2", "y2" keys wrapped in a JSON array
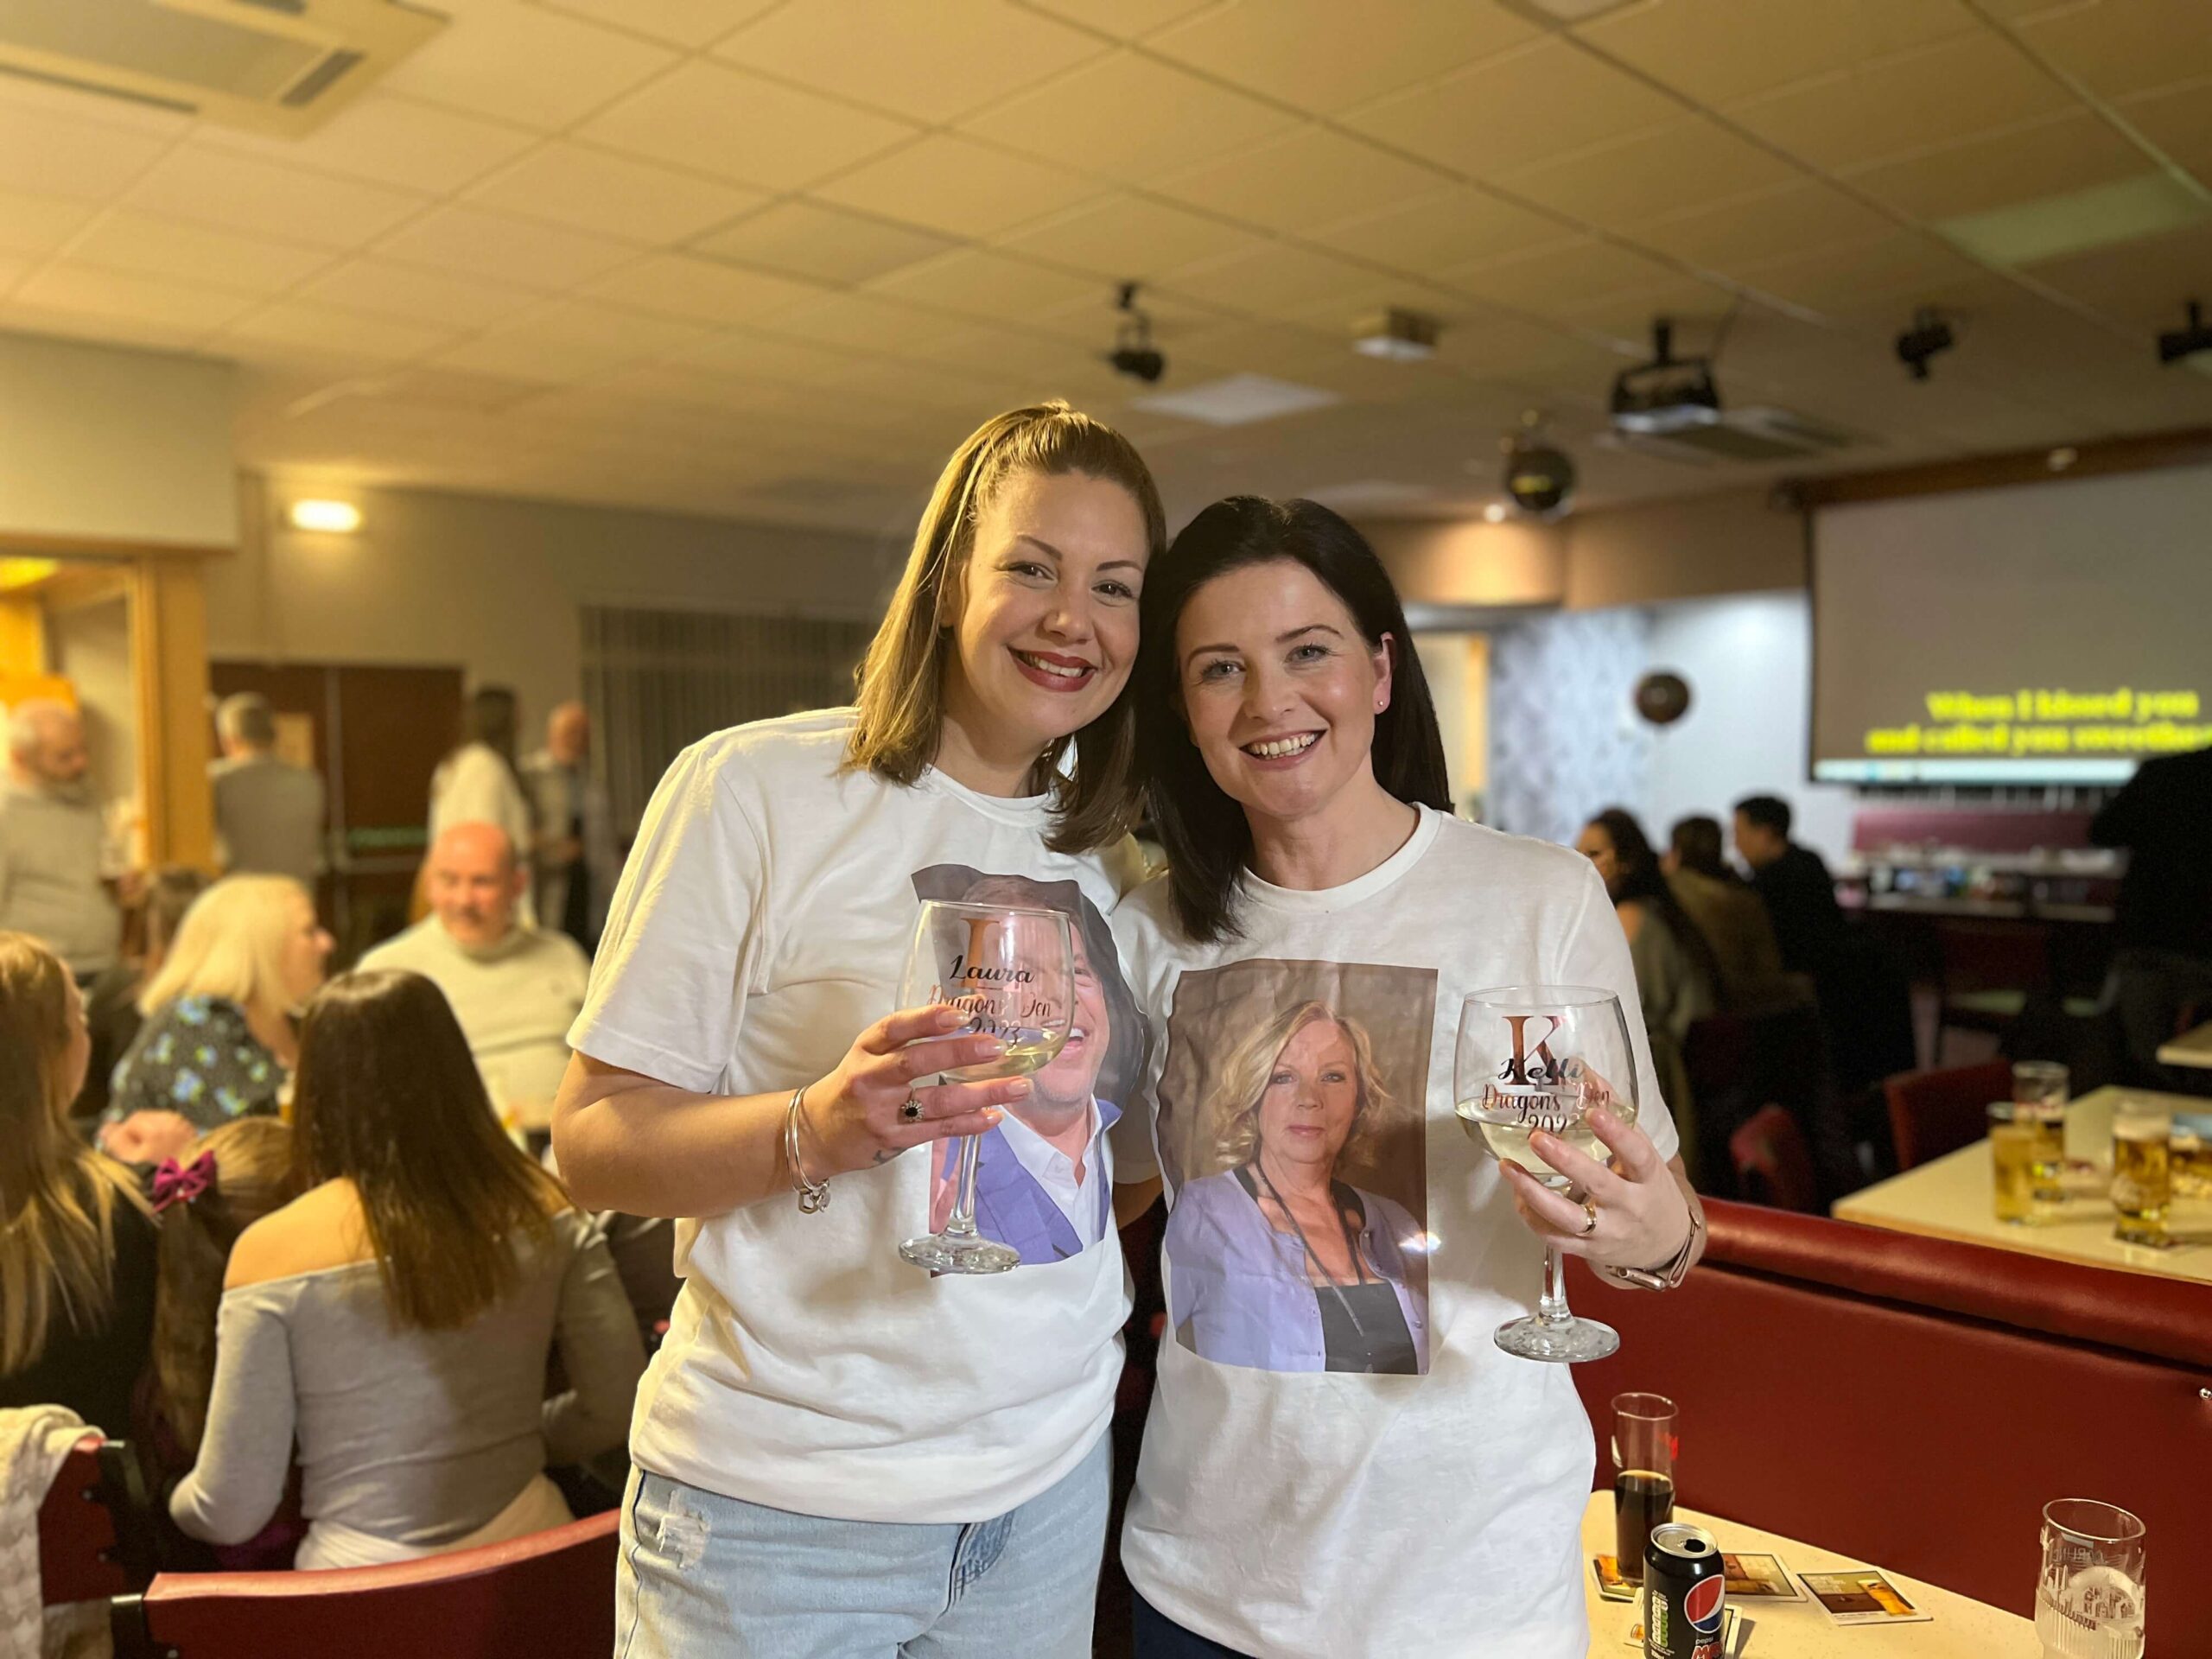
[{"x1": 613, "y1": 1430, "x2": 1109, "y2": 1659}]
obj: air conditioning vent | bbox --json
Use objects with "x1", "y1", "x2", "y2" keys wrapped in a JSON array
[
  {"x1": 1599, "y1": 407, "x2": 1859, "y2": 466},
  {"x1": 0, "y1": 0, "x2": 444, "y2": 136}
]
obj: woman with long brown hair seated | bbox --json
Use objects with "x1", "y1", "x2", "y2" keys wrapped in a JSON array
[
  {"x1": 0, "y1": 931, "x2": 156, "y2": 1436},
  {"x1": 168, "y1": 969, "x2": 643, "y2": 1569}
]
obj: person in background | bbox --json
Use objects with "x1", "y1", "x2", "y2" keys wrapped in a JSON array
[
  {"x1": 0, "y1": 931, "x2": 156, "y2": 1437},
  {"x1": 102, "y1": 876, "x2": 332, "y2": 1161},
  {"x1": 1733, "y1": 794, "x2": 1847, "y2": 981},
  {"x1": 74, "y1": 867, "x2": 211, "y2": 1127},
  {"x1": 168, "y1": 969, "x2": 642, "y2": 1570},
  {"x1": 429, "y1": 688, "x2": 537, "y2": 920},
  {"x1": 2091, "y1": 742, "x2": 2212, "y2": 1086},
  {"x1": 359, "y1": 822, "x2": 588, "y2": 1124},
  {"x1": 0, "y1": 701, "x2": 122, "y2": 983},
  {"x1": 210, "y1": 693, "x2": 326, "y2": 887},
  {"x1": 1664, "y1": 814, "x2": 1800, "y2": 1015},
  {"x1": 524, "y1": 701, "x2": 620, "y2": 955}
]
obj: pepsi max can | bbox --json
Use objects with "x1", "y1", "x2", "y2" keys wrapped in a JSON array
[{"x1": 1643, "y1": 1522, "x2": 1726, "y2": 1659}]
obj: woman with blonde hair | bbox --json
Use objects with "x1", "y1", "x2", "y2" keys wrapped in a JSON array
[
  {"x1": 554, "y1": 402, "x2": 1162, "y2": 1655},
  {"x1": 1166, "y1": 1000, "x2": 1426, "y2": 1375},
  {"x1": 0, "y1": 931, "x2": 156, "y2": 1435},
  {"x1": 169, "y1": 969, "x2": 641, "y2": 1569},
  {"x1": 104, "y1": 874, "x2": 332, "y2": 1146}
]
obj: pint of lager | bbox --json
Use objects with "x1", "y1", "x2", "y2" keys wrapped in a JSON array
[{"x1": 2111, "y1": 1103, "x2": 2171, "y2": 1247}]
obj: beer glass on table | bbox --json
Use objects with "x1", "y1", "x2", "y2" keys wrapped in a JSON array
[
  {"x1": 896, "y1": 900, "x2": 1074, "y2": 1274},
  {"x1": 1454, "y1": 986, "x2": 1641, "y2": 1363},
  {"x1": 2036, "y1": 1499, "x2": 2145, "y2": 1659},
  {"x1": 2013, "y1": 1060, "x2": 2069, "y2": 1205},
  {"x1": 1611, "y1": 1391, "x2": 1676, "y2": 1583},
  {"x1": 2110, "y1": 1098, "x2": 2171, "y2": 1249},
  {"x1": 1989, "y1": 1102, "x2": 2044, "y2": 1224}
]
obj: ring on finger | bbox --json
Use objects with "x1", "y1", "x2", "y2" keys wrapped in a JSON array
[
  {"x1": 1579, "y1": 1197, "x2": 1599, "y2": 1236},
  {"x1": 899, "y1": 1094, "x2": 925, "y2": 1123}
]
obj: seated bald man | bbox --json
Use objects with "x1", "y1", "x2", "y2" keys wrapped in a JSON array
[{"x1": 360, "y1": 822, "x2": 588, "y2": 1125}]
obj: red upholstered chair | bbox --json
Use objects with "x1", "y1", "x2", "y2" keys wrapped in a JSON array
[
  {"x1": 109, "y1": 1511, "x2": 619, "y2": 1659},
  {"x1": 1883, "y1": 1058, "x2": 2012, "y2": 1169},
  {"x1": 1571, "y1": 1200, "x2": 2212, "y2": 1655},
  {"x1": 38, "y1": 1435, "x2": 157, "y2": 1605},
  {"x1": 1727, "y1": 1104, "x2": 1818, "y2": 1212}
]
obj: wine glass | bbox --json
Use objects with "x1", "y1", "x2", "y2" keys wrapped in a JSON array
[
  {"x1": 1454, "y1": 985, "x2": 1641, "y2": 1363},
  {"x1": 897, "y1": 900, "x2": 1075, "y2": 1274}
]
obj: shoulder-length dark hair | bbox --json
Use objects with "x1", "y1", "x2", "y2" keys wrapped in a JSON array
[
  {"x1": 1135, "y1": 497, "x2": 1451, "y2": 942},
  {"x1": 1590, "y1": 807, "x2": 1723, "y2": 992},
  {"x1": 290, "y1": 969, "x2": 568, "y2": 1332}
]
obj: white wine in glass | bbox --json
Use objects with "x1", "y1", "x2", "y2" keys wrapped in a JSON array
[
  {"x1": 1455, "y1": 986, "x2": 1641, "y2": 1363},
  {"x1": 897, "y1": 900, "x2": 1075, "y2": 1275}
]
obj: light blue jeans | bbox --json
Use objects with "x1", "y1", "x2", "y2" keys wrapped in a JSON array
[{"x1": 613, "y1": 1430, "x2": 1110, "y2": 1659}]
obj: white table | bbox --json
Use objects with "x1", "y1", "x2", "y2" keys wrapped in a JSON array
[
  {"x1": 1580, "y1": 1494, "x2": 2038, "y2": 1656},
  {"x1": 2157, "y1": 1020, "x2": 2212, "y2": 1071},
  {"x1": 1833, "y1": 1086, "x2": 2212, "y2": 1283}
]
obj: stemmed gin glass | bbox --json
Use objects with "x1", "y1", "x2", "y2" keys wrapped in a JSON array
[
  {"x1": 1455, "y1": 986, "x2": 1641, "y2": 1363},
  {"x1": 898, "y1": 900, "x2": 1075, "y2": 1274}
]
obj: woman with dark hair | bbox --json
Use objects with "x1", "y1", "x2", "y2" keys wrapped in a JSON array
[
  {"x1": 553, "y1": 404, "x2": 1163, "y2": 1655},
  {"x1": 168, "y1": 969, "x2": 641, "y2": 1569},
  {"x1": 1111, "y1": 498, "x2": 1702, "y2": 1659},
  {"x1": 1665, "y1": 814, "x2": 1795, "y2": 1015}
]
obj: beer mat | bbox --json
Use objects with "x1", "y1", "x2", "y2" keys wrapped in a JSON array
[
  {"x1": 1591, "y1": 1555, "x2": 1637, "y2": 1602},
  {"x1": 1798, "y1": 1568, "x2": 1936, "y2": 1625},
  {"x1": 1623, "y1": 1605, "x2": 1745, "y2": 1651},
  {"x1": 1720, "y1": 1552, "x2": 1803, "y2": 1600}
]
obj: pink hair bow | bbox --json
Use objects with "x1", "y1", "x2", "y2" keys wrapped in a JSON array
[{"x1": 150, "y1": 1151, "x2": 217, "y2": 1214}]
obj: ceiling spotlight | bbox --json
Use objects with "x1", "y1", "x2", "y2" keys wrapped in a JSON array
[
  {"x1": 1611, "y1": 317, "x2": 1720, "y2": 435},
  {"x1": 1482, "y1": 501, "x2": 1509, "y2": 524},
  {"x1": 1501, "y1": 410, "x2": 1576, "y2": 518},
  {"x1": 1895, "y1": 308, "x2": 1955, "y2": 380},
  {"x1": 1351, "y1": 307, "x2": 1440, "y2": 361},
  {"x1": 288, "y1": 499, "x2": 361, "y2": 533},
  {"x1": 1106, "y1": 281, "x2": 1166, "y2": 384},
  {"x1": 2157, "y1": 298, "x2": 2212, "y2": 365}
]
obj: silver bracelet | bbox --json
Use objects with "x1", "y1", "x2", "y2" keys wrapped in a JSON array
[{"x1": 785, "y1": 1085, "x2": 830, "y2": 1214}]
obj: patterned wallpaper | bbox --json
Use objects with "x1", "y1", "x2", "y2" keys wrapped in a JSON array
[{"x1": 1484, "y1": 608, "x2": 1654, "y2": 848}]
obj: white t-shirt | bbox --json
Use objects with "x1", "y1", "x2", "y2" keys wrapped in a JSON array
[
  {"x1": 569, "y1": 709, "x2": 1144, "y2": 1522},
  {"x1": 1111, "y1": 806, "x2": 1679, "y2": 1659}
]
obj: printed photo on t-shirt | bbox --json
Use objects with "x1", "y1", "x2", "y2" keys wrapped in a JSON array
[
  {"x1": 909, "y1": 865, "x2": 1143, "y2": 1268},
  {"x1": 1155, "y1": 958, "x2": 1434, "y2": 1375}
]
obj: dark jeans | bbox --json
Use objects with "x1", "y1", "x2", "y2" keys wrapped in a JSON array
[{"x1": 1132, "y1": 1592, "x2": 1251, "y2": 1657}]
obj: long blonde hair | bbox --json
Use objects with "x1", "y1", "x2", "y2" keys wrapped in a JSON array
[
  {"x1": 0, "y1": 932, "x2": 147, "y2": 1376},
  {"x1": 139, "y1": 875, "x2": 310, "y2": 1021},
  {"x1": 845, "y1": 401, "x2": 1166, "y2": 853},
  {"x1": 1206, "y1": 1001, "x2": 1400, "y2": 1176}
]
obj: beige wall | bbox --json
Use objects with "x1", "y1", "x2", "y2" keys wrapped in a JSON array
[
  {"x1": 0, "y1": 334, "x2": 237, "y2": 549},
  {"x1": 1364, "y1": 517, "x2": 1567, "y2": 609},
  {"x1": 211, "y1": 474, "x2": 899, "y2": 734}
]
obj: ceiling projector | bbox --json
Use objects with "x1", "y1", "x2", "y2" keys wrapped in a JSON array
[{"x1": 1610, "y1": 318, "x2": 1720, "y2": 435}]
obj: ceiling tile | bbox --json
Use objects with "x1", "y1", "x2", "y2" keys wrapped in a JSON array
[
  {"x1": 378, "y1": 0, "x2": 678, "y2": 130},
  {"x1": 435, "y1": 302, "x2": 715, "y2": 384},
  {"x1": 1303, "y1": 187, "x2": 1577, "y2": 276},
  {"x1": 375, "y1": 207, "x2": 642, "y2": 290},
  {"x1": 959, "y1": 51, "x2": 1296, "y2": 186},
  {"x1": 467, "y1": 143, "x2": 766, "y2": 245},
  {"x1": 221, "y1": 300, "x2": 458, "y2": 361},
  {"x1": 194, "y1": 93, "x2": 537, "y2": 195},
  {"x1": 864, "y1": 249, "x2": 1105, "y2": 328},
  {"x1": 0, "y1": 188, "x2": 98, "y2": 258},
  {"x1": 1153, "y1": 128, "x2": 1452, "y2": 235},
  {"x1": 994, "y1": 193, "x2": 1263, "y2": 279},
  {"x1": 14, "y1": 263, "x2": 254, "y2": 333},
  {"x1": 2119, "y1": 76, "x2": 2212, "y2": 181},
  {"x1": 0, "y1": 106, "x2": 169, "y2": 203},
  {"x1": 585, "y1": 254, "x2": 830, "y2": 324},
  {"x1": 580, "y1": 60, "x2": 917, "y2": 190},
  {"x1": 0, "y1": 300, "x2": 208, "y2": 355},
  {"x1": 1843, "y1": 111, "x2": 2151, "y2": 220},
  {"x1": 1443, "y1": 237, "x2": 1689, "y2": 314},
  {"x1": 124, "y1": 144, "x2": 428, "y2": 251},
  {"x1": 759, "y1": 290, "x2": 969, "y2": 359},
  {"x1": 2013, "y1": 0, "x2": 2212, "y2": 101},
  {"x1": 715, "y1": 0, "x2": 1105, "y2": 124},
  {"x1": 813, "y1": 135, "x2": 1108, "y2": 238},
  {"x1": 537, "y1": 0, "x2": 783, "y2": 49},
  {"x1": 1502, "y1": 119, "x2": 1802, "y2": 228},
  {"x1": 1576, "y1": 0, "x2": 1980, "y2": 108},
  {"x1": 0, "y1": 63, "x2": 192, "y2": 138},
  {"x1": 692, "y1": 202, "x2": 957, "y2": 286},
  {"x1": 1015, "y1": 0, "x2": 1216, "y2": 39},
  {"x1": 1732, "y1": 230, "x2": 1987, "y2": 315},
  {"x1": 1728, "y1": 34, "x2": 2077, "y2": 173},
  {"x1": 1147, "y1": 0, "x2": 1538, "y2": 114},
  {"x1": 66, "y1": 212, "x2": 331, "y2": 296},
  {"x1": 1630, "y1": 182, "x2": 1897, "y2": 275},
  {"x1": 1160, "y1": 243, "x2": 1406, "y2": 321},
  {"x1": 660, "y1": 329, "x2": 884, "y2": 387},
  {"x1": 2018, "y1": 217, "x2": 2212, "y2": 329},
  {"x1": 1341, "y1": 37, "x2": 1681, "y2": 181},
  {"x1": 298, "y1": 259, "x2": 543, "y2": 331}
]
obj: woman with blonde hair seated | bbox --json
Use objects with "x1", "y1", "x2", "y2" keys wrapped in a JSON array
[
  {"x1": 1164, "y1": 1000, "x2": 1427, "y2": 1375},
  {"x1": 103, "y1": 874, "x2": 332, "y2": 1155},
  {"x1": 0, "y1": 931, "x2": 156, "y2": 1436},
  {"x1": 169, "y1": 969, "x2": 642, "y2": 1569}
]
